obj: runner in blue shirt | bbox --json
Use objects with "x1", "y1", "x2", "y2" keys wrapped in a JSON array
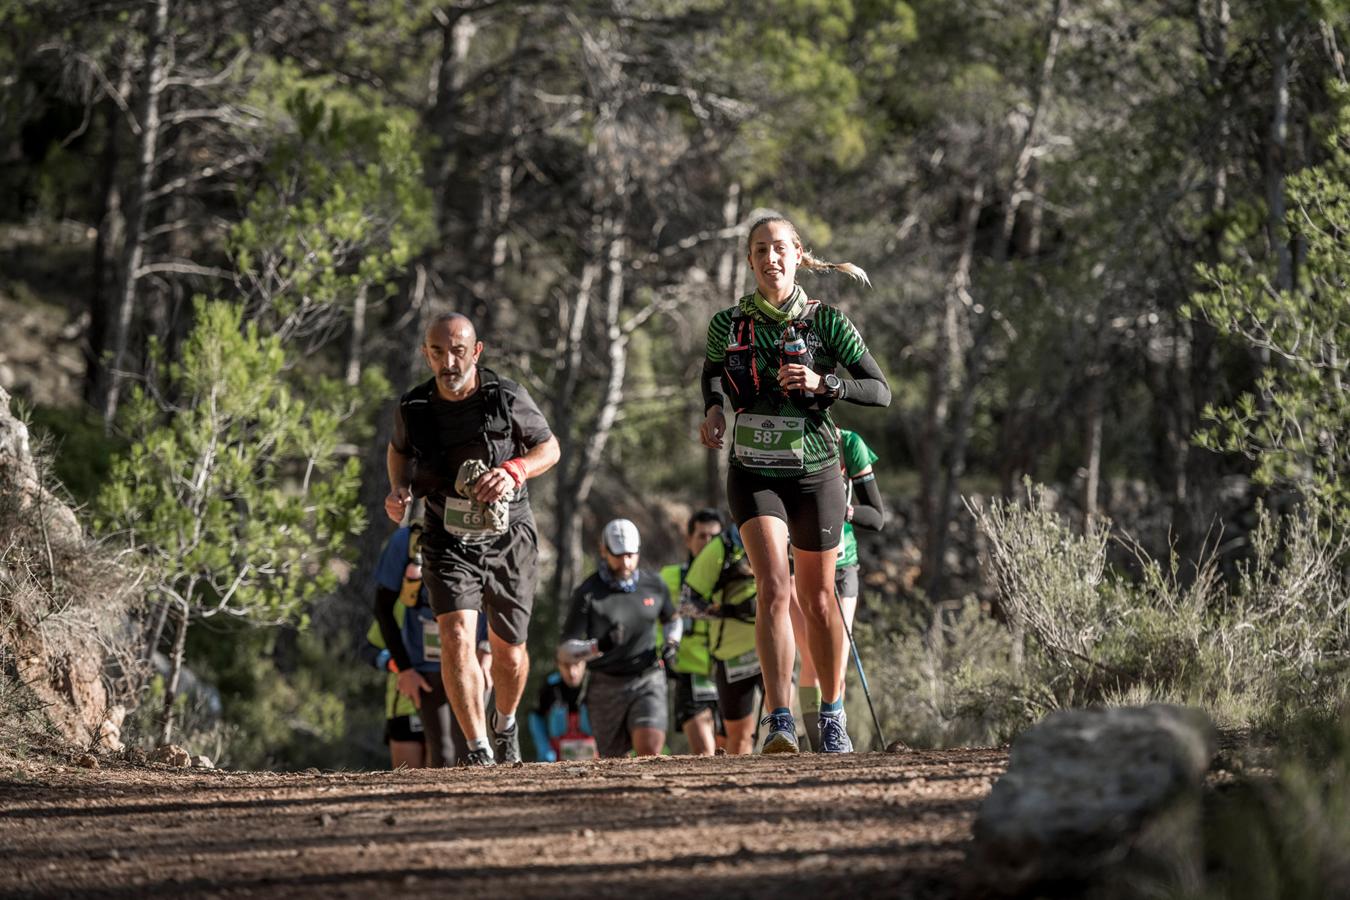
[{"x1": 372, "y1": 520, "x2": 479, "y2": 766}]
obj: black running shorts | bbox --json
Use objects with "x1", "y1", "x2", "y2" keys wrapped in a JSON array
[
  {"x1": 422, "y1": 515, "x2": 538, "y2": 645},
  {"x1": 672, "y1": 671, "x2": 719, "y2": 729},
  {"x1": 714, "y1": 659, "x2": 762, "y2": 722},
  {"x1": 384, "y1": 715, "x2": 424, "y2": 744},
  {"x1": 726, "y1": 464, "x2": 847, "y2": 552}
]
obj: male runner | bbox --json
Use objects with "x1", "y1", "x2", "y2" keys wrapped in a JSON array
[
  {"x1": 385, "y1": 313, "x2": 560, "y2": 766},
  {"x1": 560, "y1": 519, "x2": 681, "y2": 758},
  {"x1": 529, "y1": 649, "x2": 597, "y2": 761},
  {"x1": 660, "y1": 509, "x2": 725, "y2": 755}
]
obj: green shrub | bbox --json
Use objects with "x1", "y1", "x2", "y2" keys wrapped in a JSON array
[
  {"x1": 864, "y1": 482, "x2": 1349, "y2": 748},
  {"x1": 1201, "y1": 709, "x2": 1350, "y2": 900}
]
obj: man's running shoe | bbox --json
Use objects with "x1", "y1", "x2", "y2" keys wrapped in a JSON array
[
  {"x1": 818, "y1": 710, "x2": 853, "y2": 753},
  {"x1": 493, "y1": 720, "x2": 521, "y2": 764},
  {"x1": 462, "y1": 747, "x2": 496, "y2": 767},
  {"x1": 759, "y1": 710, "x2": 799, "y2": 754}
]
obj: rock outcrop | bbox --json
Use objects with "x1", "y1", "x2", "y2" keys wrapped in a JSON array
[
  {"x1": 968, "y1": 704, "x2": 1217, "y2": 897},
  {"x1": 0, "y1": 386, "x2": 133, "y2": 753}
]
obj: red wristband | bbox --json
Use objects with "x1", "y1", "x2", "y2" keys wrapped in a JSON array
[
  {"x1": 386, "y1": 659, "x2": 399, "y2": 674},
  {"x1": 501, "y1": 458, "x2": 527, "y2": 489}
]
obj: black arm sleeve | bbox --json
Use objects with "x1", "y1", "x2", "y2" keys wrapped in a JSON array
[
  {"x1": 701, "y1": 358, "x2": 725, "y2": 413},
  {"x1": 560, "y1": 585, "x2": 591, "y2": 644},
  {"x1": 355, "y1": 637, "x2": 383, "y2": 669},
  {"x1": 849, "y1": 473, "x2": 885, "y2": 532},
  {"x1": 838, "y1": 351, "x2": 891, "y2": 407},
  {"x1": 373, "y1": 586, "x2": 414, "y2": 673}
]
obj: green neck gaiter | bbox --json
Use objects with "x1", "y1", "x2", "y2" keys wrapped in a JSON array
[{"x1": 747, "y1": 285, "x2": 807, "y2": 322}]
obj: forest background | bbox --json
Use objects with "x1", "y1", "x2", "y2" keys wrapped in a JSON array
[{"x1": 0, "y1": 0, "x2": 1346, "y2": 772}]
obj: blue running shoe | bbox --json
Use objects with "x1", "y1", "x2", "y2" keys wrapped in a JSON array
[
  {"x1": 759, "y1": 710, "x2": 799, "y2": 754},
  {"x1": 818, "y1": 711, "x2": 853, "y2": 753}
]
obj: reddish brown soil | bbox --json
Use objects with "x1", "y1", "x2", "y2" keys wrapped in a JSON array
[{"x1": 0, "y1": 748, "x2": 1007, "y2": 899}]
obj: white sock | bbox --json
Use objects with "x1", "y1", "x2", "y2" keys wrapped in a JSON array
[
  {"x1": 494, "y1": 710, "x2": 516, "y2": 733},
  {"x1": 468, "y1": 737, "x2": 492, "y2": 753}
]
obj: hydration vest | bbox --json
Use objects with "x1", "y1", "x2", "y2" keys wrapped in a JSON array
[
  {"x1": 400, "y1": 367, "x2": 516, "y2": 499},
  {"x1": 722, "y1": 299, "x2": 833, "y2": 413}
]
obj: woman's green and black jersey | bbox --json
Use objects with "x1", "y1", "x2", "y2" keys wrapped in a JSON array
[{"x1": 705, "y1": 287, "x2": 868, "y2": 478}]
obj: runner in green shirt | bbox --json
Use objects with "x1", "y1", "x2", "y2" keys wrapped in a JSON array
[
  {"x1": 699, "y1": 215, "x2": 890, "y2": 754},
  {"x1": 791, "y1": 427, "x2": 885, "y2": 750},
  {"x1": 660, "y1": 508, "x2": 725, "y2": 756}
]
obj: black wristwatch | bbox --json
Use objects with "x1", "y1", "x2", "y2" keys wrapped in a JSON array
[{"x1": 821, "y1": 373, "x2": 843, "y2": 399}]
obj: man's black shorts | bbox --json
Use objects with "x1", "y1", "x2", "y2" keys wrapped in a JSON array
[
  {"x1": 726, "y1": 464, "x2": 846, "y2": 552},
  {"x1": 422, "y1": 514, "x2": 538, "y2": 645},
  {"x1": 672, "y1": 671, "x2": 719, "y2": 729}
]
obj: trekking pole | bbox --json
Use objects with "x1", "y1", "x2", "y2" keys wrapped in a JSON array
[{"x1": 836, "y1": 594, "x2": 887, "y2": 751}]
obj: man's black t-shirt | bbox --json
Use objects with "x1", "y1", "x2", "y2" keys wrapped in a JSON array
[
  {"x1": 561, "y1": 570, "x2": 674, "y2": 677},
  {"x1": 392, "y1": 370, "x2": 552, "y2": 525}
]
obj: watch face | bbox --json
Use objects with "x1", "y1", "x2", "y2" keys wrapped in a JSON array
[{"x1": 825, "y1": 374, "x2": 841, "y2": 392}]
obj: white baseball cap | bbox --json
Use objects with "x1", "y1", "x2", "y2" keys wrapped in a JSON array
[{"x1": 602, "y1": 518, "x2": 641, "y2": 555}]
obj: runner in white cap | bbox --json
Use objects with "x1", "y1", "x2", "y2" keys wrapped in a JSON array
[{"x1": 558, "y1": 519, "x2": 683, "y2": 757}]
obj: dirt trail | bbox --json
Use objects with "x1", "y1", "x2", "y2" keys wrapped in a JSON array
[{"x1": 0, "y1": 748, "x2": 1007, "y2": 899}]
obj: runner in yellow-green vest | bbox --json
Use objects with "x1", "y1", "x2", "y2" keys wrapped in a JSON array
[
  {"x1": 679, "y1": 524, "x2": 763, "y2": 755},
  {"x1": 358, "y1": 604, "x2": 424, "y2": 769},
  {"x1": 698, "y1": 215, "x2": 891, "y2": 754},
  {"x1": 660, "y1": 508, "x2": 725, "y2": 756},
  {"x1": 791, "y1": 427, "x2": 885, "y2": 750}
]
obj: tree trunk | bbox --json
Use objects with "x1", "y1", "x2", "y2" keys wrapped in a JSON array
[
  {"x1": 144, "y1": 596, "x2": 170, "y2": 662},
  {"x1": 706, "y1": 181, "x2": 740, "y2": 505},
  {"x1": 920, "y1": 182, "x2": 982, "y2": 594},
  {"x1": 101, "y1": 0, "x2": 170, "y2": 426},
  {"x1": 1084, "y1": 381, "x2": 1102, "y2": 529},
  {"x1": 926, "y1": 318, "x2": 992, "y2": 601},
  {"x1": 157, "y1": 596, "x2": 189, "y2": 746},
  {"x1": 346, "y1": 284, "x2": 367, "y2": 386},
  {"x1": 85, "y1": 67, "x2": 130, "y2": 406},
  {"x1": 426, "y1": 7, "x2": 474, "y2": 227},
  {"x1": 994, "y1": 0, "x2": 1063, "y2": 265},
  {"x1": 551, "y1": 227, "x2": 629, "y2": 619},
  {"x1": 1266, "y1": 23, "x2": 1292, "y2": 294},
  {"x1": 1196, "y1": 0, "x2": 1231, "y2": 259},
  {"x1": 548, "y1": 215, "x2": 605, "y2": 611}
]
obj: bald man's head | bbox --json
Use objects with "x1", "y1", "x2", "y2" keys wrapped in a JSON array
[
  {"x1": 424, "y1": 312, "x2": 476, "y2": 346},
  {"x1": 421, "y1": 313, "x2": 483, "y2": 398}
]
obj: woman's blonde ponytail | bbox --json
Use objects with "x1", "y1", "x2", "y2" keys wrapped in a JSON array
[{"x1": 800, "y1": 252, "x2": 871, "y2": 287}]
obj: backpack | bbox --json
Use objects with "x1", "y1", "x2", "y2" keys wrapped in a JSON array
[{"x1": 680, "y1": 527, "x2": 756, "y2": 624}]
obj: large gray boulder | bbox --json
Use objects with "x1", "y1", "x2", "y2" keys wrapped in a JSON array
[{"x1": 969, "y1": 704, "x2": 1217, "y2": 897}]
